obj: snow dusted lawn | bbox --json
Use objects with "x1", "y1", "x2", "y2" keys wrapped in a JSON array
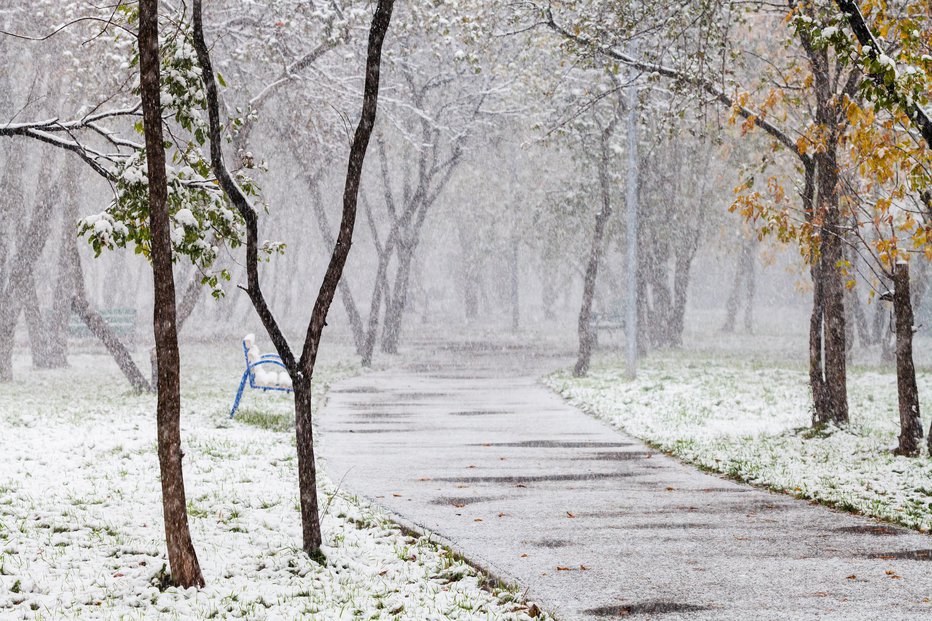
[
  {"x1": 0, "y1": 345, "x2": 546, "y2": 620},
  {"x1": 546, "y1": 353, "x2": 932, "y2": 532}
]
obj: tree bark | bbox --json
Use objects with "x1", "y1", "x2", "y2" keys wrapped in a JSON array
[
  {"x1": 381, "y1": 247, "x2": 413, "y2": 354},
  {"x1": 892, "y1": 262, "x2": 923, "y2": 456},
  {"x1": 193, "y1": 0, "x2": 394, "y2": 557},
  {"x1": 803, "y1": 31, "x2": 848, "y2": 427},
  {"x1": 378, "y1": 138, "x2": 460, "y2": 355},
  {"x1": 292, "y1": 377, "x2": 322, "y2": 556},
  {"x1": 0, "y1": 181, "x2": 55, "y2": 381},
  {"x1": 803, "y1": 159, "x2": 829, "y2": 421},
  {"x1": 575, "y1": 119, "x2": 618, "y2": 376},
  {"x1": 722, "y1": 236, "x2": 755, "y2": 333},
  {"x1": 69, "y1": 240, "x2": 152, "y2": 393},
  {"x1": 360, "y1": 197, "x2": 395, "y2": 367},
  {"x1": 139, "y1": 0, "x2": 204, "y2": 588},
  {"x1": 670, "y1": 245, "x2": 694, "y2": 347},
  {"x1": 22, "y1": 275, "x2": 52, "y2": 368},
  {"x1": 45, "y1": 199, "x2": 80, "y2": 368},
  {"x1": 307, "y1": 178, "x2": 366, "y2": 356},
  {"x1": 177, "y1": 267, "x2": 206, "y2": 332},
  {"x1": 814, "y1": 142, "x2": 849, "y2": 426}
]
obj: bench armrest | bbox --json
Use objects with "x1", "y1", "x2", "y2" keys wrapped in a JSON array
[{"x1": 248, "y1": 359, "x2": 287, "y2": 372}]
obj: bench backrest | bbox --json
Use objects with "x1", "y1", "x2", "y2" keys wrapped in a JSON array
[{"x1": 69, "y1": 308, "x2": 137, "y2": 338}]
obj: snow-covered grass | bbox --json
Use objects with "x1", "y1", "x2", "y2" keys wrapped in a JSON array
[
  {"x1": 0, "y1": 344, "x2": 547, "y2": 620},
  {"x1": 545, "y1": 352, "x2": 932, "y2": 532}
]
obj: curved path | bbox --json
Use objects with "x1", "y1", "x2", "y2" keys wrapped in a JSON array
[{"x1": 318, "y1": 342, "x2": 932, "y2": 620}]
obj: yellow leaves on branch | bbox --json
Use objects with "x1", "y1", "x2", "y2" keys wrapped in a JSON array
[
  {"x1": 730, "y1": 175, "x2": 803, "y2": 250},
  {"x1": 729, "y1": 89, "x2": 785, "y2": 137}
]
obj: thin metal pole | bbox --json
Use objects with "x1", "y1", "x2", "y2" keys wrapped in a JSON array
[{"x1": 625, "y1": 49, "x2": 639, "y2": 379}]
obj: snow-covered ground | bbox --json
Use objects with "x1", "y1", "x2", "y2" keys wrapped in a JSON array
[
  {"x1": 0, "y1": 344, "x2": 547, "y2": 620},
  {"x1": 546, "y1": 352, "x2": 932, "y2": 532}
]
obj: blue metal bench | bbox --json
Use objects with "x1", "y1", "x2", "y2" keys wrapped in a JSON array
[{"x1": 229, "y1": 336, "x2": 294, "y2": 418}]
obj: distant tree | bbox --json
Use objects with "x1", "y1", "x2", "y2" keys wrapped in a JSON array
[
  {"x1": 533, "y1": 0, "x2": 856, "y2": 426},
  {"x1": 574, "y1": 89, "x2": 622, "y2": 376}
]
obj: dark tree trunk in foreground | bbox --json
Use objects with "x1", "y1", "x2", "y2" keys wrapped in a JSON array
[
  {"x1": 292, "y1": 377, "x2": 321, "y2": 553},
  {"x1": 150, "y1": 268, "x2": 206, "y2": 388},
  {"x1": 194, "y1": 0, "x2": 394, "y2": 556},
  {"x1": 800, "y1": 30, "x2": 848, "y2": 428},
  {"x1": 812, "y1": 145, "x2": 848, "y2": 427},
  {"x1": 892, "y1": 262, "x2": 923, "y2": 456},
  {"x1": 294, "y1": 1, "x2": 394, "y2": 551},
  {"x1": 803, "y1": 160, "x2": 829, "y2": 421},
  {"x1": 139, "y1": 0, "x2": 204, "y2": 588},
  {"x1": 575, "y1": 119, "x2": 618, "y2": 377}
]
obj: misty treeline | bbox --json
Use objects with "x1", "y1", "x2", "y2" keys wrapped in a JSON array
[{"x1": 3, "y1": 0, "x2": 932, "y2": 585}]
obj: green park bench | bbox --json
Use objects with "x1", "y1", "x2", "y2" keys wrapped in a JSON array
[
  {"x1": 69, "y1": 307, "x2": 138, "y2": 340},
  {"x1": 588, "y1": 311, "x2": 626, "y2": 348},
  {"x1": 588, "y1": 311, "x2": 625, "y2": 335}
]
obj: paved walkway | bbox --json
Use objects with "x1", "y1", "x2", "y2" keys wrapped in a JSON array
[{"x1": 317, "y1": 342, "x2": 932, "y2": 620}]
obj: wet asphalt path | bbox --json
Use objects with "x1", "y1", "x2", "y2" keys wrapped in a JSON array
[{"x1": 317, "y1": 342, "x2": 932, "y2": 620}]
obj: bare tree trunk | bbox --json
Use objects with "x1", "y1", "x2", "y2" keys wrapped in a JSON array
[
  {"x1": 292, "y1": 377, "x2": 322, "y2": 556},
  {"x1": 803, "y1": 160, "x2": 829, "y2": 421},
  {"x1": 872, "y1": 282, "x2": 888, "y2": 345},
  {"x1": 574, "y1": 120, "x2": 617, "y2": 377},
  {"x1": 360, "y1": 220, "x2": 394, "y2": 366},
  {"x1": 139, "y1": 0, "x2": 204, "y2": 588},
  {"x1": 670, "y1": 247, "x2": 694, "y2": 347},
  {"x1": 880, "y1": 313, "x2": 895, "y2": 363},
  {"x1": 378, "y1": 140, "x2": 460, "y2": 354},
  {"x1": 45, "y1": 208, "x2": 79, "y2": 368},
  {"x1": 22, "y1": 275, "x2": 53, "y2": 368},
  {"x1": 309, "y1": 181, "x2": 366, "y2": 355},
  {"x1": 23, "y1": 161, "x2": 73, "y2": 369},
  {"x1": 193, "y1": 0, "x2": 394, "y2": 557},
  {"x1": 722, "y1": 236, "x2": 754, "y2": 333},
  {"x1": 648, "y1": 263, "x2": 674, "y2": 347},
  {"x1": 803, "y1": 27, "x2": 849, "y2": 428},
  {"x1": 816, "y1": 149, "x2": 849, "y2": 426},
  {"x1": 69, "y1": 240, "x2": 152, "y2": 393},
  {"x1": 892, "y1": 262, "x2": 923, "y2": 456},
  {"x1": 177, "y1": 268, "x2": 205, "y2": 332},
  {"x1": 381, "y1": 248, "x2": 413, "y2": 354},
  {"x1": 150, "y1": 264, "x2": 209, "y2": 385},
  {"x1": 0, "y1": 182, "x2": 55, "y2": 381}
]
